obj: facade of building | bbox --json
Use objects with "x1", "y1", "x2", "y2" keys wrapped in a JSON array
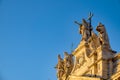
[{"x1": 55, "y1": 14, "x2": 120, "y2": 80}]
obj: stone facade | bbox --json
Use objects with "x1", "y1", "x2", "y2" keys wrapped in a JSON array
[{"x1": 55, "y1": 14, "x2": 120, "y2": 80}]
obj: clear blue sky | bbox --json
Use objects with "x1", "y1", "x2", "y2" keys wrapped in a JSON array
[{"x1": 0, "y1": 0, "x2": 120, "y2": 80}]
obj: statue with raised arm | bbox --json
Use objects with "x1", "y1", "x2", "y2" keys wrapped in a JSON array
[
  {"x1": 75, "y1": 13, "x2": 93, "y2": 42},
  {"x1": 96, "y1": 23, "x2": 111, "y2": 49},
  {"x1": 55, "y1": 54, "x2": 64, "y2": 80},
  {"x1": 81, "y1": 19, "x2": 91, "y2": 41}
]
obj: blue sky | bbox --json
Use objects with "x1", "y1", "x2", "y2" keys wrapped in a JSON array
[{"x1": 0, "y1": 0, "x2": 120, "y2": 80}]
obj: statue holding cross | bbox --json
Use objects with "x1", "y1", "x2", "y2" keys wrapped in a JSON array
[
  {"x1": 88, "y1": 12, "x2": 93, "y2": 36},
  {"x1": 75, "y1": 12, "x2": 93, "y2": 42}
]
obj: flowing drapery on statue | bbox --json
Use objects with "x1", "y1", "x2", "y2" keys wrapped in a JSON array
[
  {"x1": 55, "y1": 13, "x2": 118, "y2": 80},
  {"x1": 79, "y1": 19, "x2": 92, "y2": 41},
  {"x1": 55, "y1": 54, "x2": 64, "y2": 80},
  {"x1": 96, "y1": 23, "x2": 111, "y2": 49},
  {"x1": 63, "y1": 52, "x2": 73, "y2": 80},
  {"x1": 55, "y1": 52, "x2": 73, "y2": 80}
]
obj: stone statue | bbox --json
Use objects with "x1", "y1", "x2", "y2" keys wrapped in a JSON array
[
  {"x1": 55, "y1": 54, "x2": 64, "y2": 80},
  {"x1": 75, "y1": 13, "x2": 94, "y2": 42},
  {"x1": 55, "y1": 52, "x2": 74, "y2": 80},
  {"x1": 80, "y1": 19, "x2": 92, "y2": 41},
  {"x1": 96, "y1": 23, "x2": 111, "y2": 49},
  {"x1": 63, "y1": 52, "x2": 73, "y2": 80},
  {"x1": 75, "y1": 18, "x2": 92, "y2": 42}
]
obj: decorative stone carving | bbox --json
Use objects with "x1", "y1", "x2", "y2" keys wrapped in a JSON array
[
  {"x1": 96, "y1": 23, "x2": 111, "y2": 49},
  {"x1": 63, "y1": 52, "x2": 73, "y2": 80},
  {"x1": 55, "y1": 52, "x2": 74, "y2": 80},
  {"x1": 55, "y1": 13, "x2": 119, "y2": 80},
  {"x1": 88, "y1": 31, "x2": 100, "y2": 50},
  {"x1": 55, "y1": 54, "x2": 64, "y2": 80},
  {"x1": 79, "y1": 19, "x2": 92, "y2": 41}
]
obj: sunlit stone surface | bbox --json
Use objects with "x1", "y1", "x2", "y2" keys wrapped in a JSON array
[{"x1": 55, "y1": 14, "x2": 120, "y2": 80}]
